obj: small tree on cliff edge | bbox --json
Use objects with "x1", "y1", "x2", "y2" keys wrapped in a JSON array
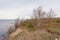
[
  {"x1": 33, "y1": 6, "x2": 46, "y2": 27},
  {"x1": 15, "y1": 17, "x2": 20, "y2": 29},
  {"x1": 47, "y1": 9, "x2": 56, "y2": 27},
  {"x1": 33, "y1": 6, "x2": 45, "y2": 19},
  {"x1": 47, "y1": 9, "x2": 56, "y2": 18}
]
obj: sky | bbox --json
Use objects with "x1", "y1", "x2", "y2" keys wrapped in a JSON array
[{"x1": 0, "y1": 0, "x2": 60, "y2": 19}]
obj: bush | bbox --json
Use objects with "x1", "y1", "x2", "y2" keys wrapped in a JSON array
[
  {"x1": 47, "y1": 24, "x2": 53, "y2": 30},
  {"x1": 21, "y1": 22, "x2": 26, "y2": 26},
  {"x1": 56, "y1": 20, "x2": 60, "y2": 23},
  {"x1": 27, "y1": 23, "x2": 33, "y2": 29}
]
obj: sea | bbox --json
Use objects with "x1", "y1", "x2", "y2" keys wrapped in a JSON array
[{"x1": 0, "y1": 19, "x2": 15, "y2": 40}]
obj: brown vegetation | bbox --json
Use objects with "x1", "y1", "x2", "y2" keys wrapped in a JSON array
[{"x1": 8, "y1": 6, "x2": 60, "y2": 40}]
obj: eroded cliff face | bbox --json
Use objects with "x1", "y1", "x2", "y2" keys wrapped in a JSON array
[
  {"x1": 8, "y1": 28, "x2": 24, "y2": 40},
  {"x1": 8, "y1": 27, "x2": 60, "y2": 40}
]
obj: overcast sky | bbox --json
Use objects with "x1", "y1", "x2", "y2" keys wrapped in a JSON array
[{"x1": 0, "y1": 0, "x2": 60, "y2": 19}]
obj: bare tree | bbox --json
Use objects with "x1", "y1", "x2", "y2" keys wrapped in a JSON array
[
  {"x1": 33, "y1": 6, "x2": 46, "y2": 27},
  {"x1": 15, "y1": 17, "x2": 20, "y2": 29},
  {"x1": 33, "y1": 6, "x2": 45, "y2": 19},
  {"x1": 47, "y1": 9, "x2": 56, "y2": 27},
  {"x1": 7, "y1": 17, "x2": 20, "y2": 34},
  {"x1": 47, "y1": 9, "x2": 56, "y2": 18}
]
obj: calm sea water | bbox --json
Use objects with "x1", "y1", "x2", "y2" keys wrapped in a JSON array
[{"x1": 0, "y1": 19, "x2": 15, "y2": 40}]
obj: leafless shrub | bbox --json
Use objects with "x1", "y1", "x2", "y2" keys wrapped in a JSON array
[
  {"x1": 47, "y1": 9, "x2": 56, "y2": 18},
  {"x1": 47, "y1": 9, "x2": 56, "y2": 26},
  {"x1": 33, "y1": 6, "x2": 46, "y2": 27},
  {"x1": 14, "y1": 17, "x2": 20, "y2": 29},
  {"x1": 7, "y1": 25, "x2": 15, "y2": 34},
  {"x1": 7, "y1": 17, "x2": 20, "y2": 34},
  {"x1": 33, "y1": 6, "x2": 46, "y2": 19}
]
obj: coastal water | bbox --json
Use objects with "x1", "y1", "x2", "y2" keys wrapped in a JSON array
[{"x1": 0, "y1": 20, "x2": 15, "y2": 40}]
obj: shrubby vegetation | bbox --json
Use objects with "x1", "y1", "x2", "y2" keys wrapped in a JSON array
[
  {"x1": 56, "y1": 20, "x2": 60, "y2": 23},
  {"x1": 27, "y1": 23, "x2": 33, "y2": 29},
  {"x1": 8, "y1": 6, "x2": 60, "y2": 40},
  {"x1": 7, "y1": 6, "x2": 57, "y2": 33}
]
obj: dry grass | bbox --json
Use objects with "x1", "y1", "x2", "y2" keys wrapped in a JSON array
[{"x1": 8, "y1": 18, "x2": 60, "y2": 40}]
